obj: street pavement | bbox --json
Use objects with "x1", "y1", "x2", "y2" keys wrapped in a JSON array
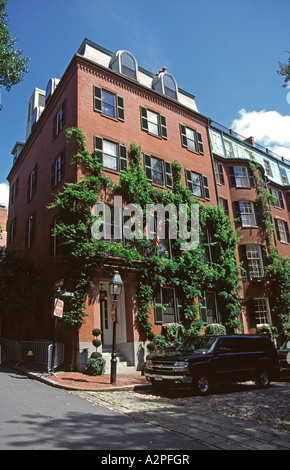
[{"x1": 5, "y1": 364, "x2": 290, "y2": 451}]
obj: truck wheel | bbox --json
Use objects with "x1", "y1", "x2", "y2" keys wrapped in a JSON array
[
  {"x1": 255, "y1": 369, "x2": 270, "y2": 388},
  {"x1": 192, "y1": 373, "x2": 211, "y2": 396}
]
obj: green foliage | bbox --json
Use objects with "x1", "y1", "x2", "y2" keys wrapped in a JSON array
[
  {"x1": 84, "y1": 356, "x2": 106, "y2": 376},
  {"x1": 0, "y1": 1, "x2": 29, "y2": 92},
  {"x1": 277, "y1": 51, "x2": 290, "y2": 87},
  {"x1": 50, "y1": 128, "x2": 243, "y2": 346},
  {"x1": 204, "y1": 323, "x2": 226, "y2": 335}
]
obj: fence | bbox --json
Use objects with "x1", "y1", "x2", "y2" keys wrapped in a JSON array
[{"x1": 0, "y1": 337, "x2": 64, "y2": 372}]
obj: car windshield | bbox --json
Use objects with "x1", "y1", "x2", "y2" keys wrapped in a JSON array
[{"x1": 177, "y1": 336, "x2": 216, "y2": 353}]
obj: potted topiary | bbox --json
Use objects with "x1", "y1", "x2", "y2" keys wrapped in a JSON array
[{"x1": 84, "y1": 328, "x2": 106, "y2": 376}]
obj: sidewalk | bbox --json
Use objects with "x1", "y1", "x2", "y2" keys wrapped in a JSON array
[{"x1": 17, "y1": 365, "x2": 150, "y2": 391}]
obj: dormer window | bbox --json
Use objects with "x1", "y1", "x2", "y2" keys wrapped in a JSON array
[
  {"x1": 110, "y1": 50, "x2": 138, "y2": 80},
  {"x1": 152, "y1": 70, "x2": 178, "y2": 100}
]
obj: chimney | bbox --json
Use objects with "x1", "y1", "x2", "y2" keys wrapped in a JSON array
[{"x1": 244, "y1": 136, "x2": 255, "y2": 146}]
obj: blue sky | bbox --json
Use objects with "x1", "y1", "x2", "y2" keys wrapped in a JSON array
[{"x1": 0, "y1": 0, "x2": 290, "y2": 207}]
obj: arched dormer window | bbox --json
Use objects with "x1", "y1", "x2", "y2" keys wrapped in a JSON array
[
  {"x1": 152, "y1": 69, "x2": 178, "y2": 100},
  {"x1": 110, "y1": 50, "x2": 138, "y2": 81}
]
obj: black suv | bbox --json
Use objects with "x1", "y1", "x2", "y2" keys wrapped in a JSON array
[{"x1": 145, "y1": 335, "x2": 280, "y2": 395}]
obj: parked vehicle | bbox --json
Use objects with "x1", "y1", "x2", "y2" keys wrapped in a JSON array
[
  {"x1": 145, "y1": 335, "x2": 280, "y2": 395},
  {"x1": 278, "y1": 339, "x2": 290, "y2": 376}
]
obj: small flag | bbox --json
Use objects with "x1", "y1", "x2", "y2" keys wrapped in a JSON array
[{"x1": 152, "y1": 218, "x2": 162, "y2": 247}]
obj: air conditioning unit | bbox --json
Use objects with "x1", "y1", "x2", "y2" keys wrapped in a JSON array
[{"x1": 26, "y1": 87, "x2": 46, "y2": 140}]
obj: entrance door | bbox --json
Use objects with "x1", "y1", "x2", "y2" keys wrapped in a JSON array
[{"x1": 99, "y1": 282, "x2": 127, "y2": 347}]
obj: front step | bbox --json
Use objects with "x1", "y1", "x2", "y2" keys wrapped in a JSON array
[{"x1": 101, "y1": 348, "x2": 137, "y2": 374}]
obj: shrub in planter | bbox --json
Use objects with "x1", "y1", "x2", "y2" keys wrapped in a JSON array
[
  {"x1": 205, "y1": 323, "x2": 226, "y2": 335},
  {"x1": 85, "y1": 328, "x2": 105, "y2": 376}
]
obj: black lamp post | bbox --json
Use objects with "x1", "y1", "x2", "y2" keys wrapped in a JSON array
[{"x1": 109, "y1": 271, "x2": 123, "y2": 384}]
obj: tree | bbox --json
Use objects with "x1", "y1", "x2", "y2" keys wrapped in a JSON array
[
  {"x1": 277, "y1": 51, "x2": 290, "y2": 87},
  {"x1": 0, "y1": 1, "x2": 29, "y2": 92}
]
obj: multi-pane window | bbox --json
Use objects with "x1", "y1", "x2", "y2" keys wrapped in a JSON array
[
  {"x1": 224, "y1": 140, "x2": 234, "y2": 158},
  {"x1": 25, "y1": 211, "x2": 36, "y2": 248},
  {"x1": 280, "y1": 167, "x2": 288, "y2": 185},
  {"x1": 274, "y1": 218, "x2": 290, "y2": 243},
  {"x1": 27, "y1": 165, "x2": 37, "y2": 202},
  {"x1": 214, "y1": 161, "x2": 225, "y2": 185},
  {"x1": 263, "y1": 159, "x2": 272, "y2": 177},
  {"x1": 270, "y1": 187, "x2": 284, "y2": 209},
  {"x1": 11, "y1": 177, "x2": 19, "y2": 204},
  {"x1": 144, "y1": 154, "x2": 172, "y2": 187},
  {"x1": 120, "y1": 51, "x2": 137, "y2": 80},
  {"x1": 53, "y1": 100, "x2": 66, "y2": 139},
  {"x1": 218, "y1": 197, "x2": 229, "y2": 215},
  {"x1": 240, "y1": 244, "x2": 266, "y2": 279},
  {"x1": 234, "y1": 201, "x2": 256, "y2": 227},
  {"x1": 93, "y1": 86, "x2": 124, "y2": 121},
  {"x1": 8, "y1": 216, "x2": 17, "y2": 244},
  {"x1": 185, "y1": 169, "x2": 210, "y2": 200},
  {"x1": 93, "y1": 203, "x2": 122, "y2": 242},
  {"x1": 199, "y1": 292, "x2": 220, "y2": 324},
  {"x1": 140, "y1": 106, "x2": 167, "y2": 139},
  {"x1": 51, "y1": 151, "x2": 65, "y2": 189},
  {"x1": 94, "y1": 137, "x2": 127, "y2": 172},
  {"x1": 253, "y1": 298, "x2": 271, "y2": 325},
  {"x1": 180, "y1": 125, "x2": 204, "y2": 154},
  {"x1": 229, "y1": 166, "x2": 254, "y2": 188},
  {"x1": 154, "y1": 287, "x2": 183, "y2": 324}
]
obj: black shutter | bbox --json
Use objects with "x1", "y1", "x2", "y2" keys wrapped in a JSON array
[
  {"x1": 197, "y1": 132, "x2": 204, "y2": 155},
  {"x1": 229, "y1": 166, "x2": 236, "y2": 186},
  {"x1": 254, "y1": 202, "x2": 261, "y2": 226},
  {"x1": 247, "y1": 298, "x2": 256, "y2": 328},
  {"x1": 279, "y1": 190, "x2": 285, "y2": 209},
  {"x1": 117, "y1": 95, "x2": 124, "y2": 121},
  {"x1": 119, "y1": 144, "x2": 127, "y2": 171},
  {"x1": 164, "y1": 161, "x2": 172, "y2": 188},
  {"x1": 248, "y1": 168, "x2": 255, "y2": 188},
  {"x1": 93, "y1": 85, "x2": 102, "y2": 112},
  {"x1": 61, "y1": 100, "x2": 66, "y2": 128},
  {"x1": 144, "y1": 154, "x2": 152, "y2": 181},
  {"x1": 160, "y1": 115, "x2": 167, "y2": 139},
  {"x1": 285, "y1": 222, "x2": 290, "y2": 243},
  {"x1": 180, "y1": 124, "x2": 188, "y2": 148},
  {"x1": 185, "y1": 169, "x2": 193, "y2": 192},
  {"x1": 233, "y1": 201, "x2": 241, "y2": 225},
  {"x1": 218, "y1": 163, "x2": 225, "y2": 185},
  {"x1": 202, "y1": 175, "x2": 210, "y2": 200},
  {"x1": 239, "y1": 245, "x2": 249, "y2": 280},
  {"x1": 52, "y1": 114, "x2": 57, "y2": 139},
  {"x1": 51, "y1": 162, "x2": 55, "y2": 189},
  {"x1": 261, "y1": 245, "x2": 268, "y2": 273},
  {"x1": 274, "y1": 218, "x2": 280, "y2": 241},
  {"x1": 94, "y1": 136, "x2": 103, "y2": 164},
  {"x1": 140, "y1": 106, "x2": 148, "y2": 131}
]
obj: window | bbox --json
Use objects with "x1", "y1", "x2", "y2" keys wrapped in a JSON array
[
  {"x1": 94, "y1": 202, "x2": 122, "y2": 242},
  {"x1": 199, "y1": 292, "x2": 220, "y2": 324},
  {"x1": 229, "y1": 166, "x2": 254, "y2": 188},
  {"x1": 224, "y1": 140, "x2": 234, "y2": 158},
  {"x1": 25, "y1": 211, "x2": 36, "y2": 248},
  {"x1": 270, "y1": 187, "x2": 284, "y2": 209},
  {"x1": 8, "y1": 217, "x2": 16, "y2": 244},
  {"x1": 93, "y1": 86, "x2": 124, "y2": 121},
  {"x1": 218, "y1": 197, "x2": 229, "y2": 215},
  {"x1": 180, "y1": 125, "x2": 204, "y2": 154},
  {"x1": 154, "y1": 287, "x2": 182, "y2": 324},
  {"x1": 120, "y1": 51, "x2": 137, "y2": 80},
  {"x1": 280, "y1": 167, "x2": 289, "y2": 185},
  {"x1": 274, "y1": 218, "x2": 290, "y2": 243},
  {"x1": 253, "y1": 298, "x2": 271, "y2": 325},
  {"x1": 163, "y1": 73, "x2": 177, "y2": 99},
  {"x1": 239, "y1": 244, "x2": 266, "y2": 279},
  {"x1": 214, "y1": 161, "x2": 225, "y2": 185},
  {"x1": 94, "y1": 137, "x2": 127, "y2": 172},
  {"x1": 144, "y1": 154, "x2": 172, "y2": 187},
  {"x1": 27, "y1": 165, "x2": 37, "y2": 202},
  {"x1": 140, "y1": 106, "x2": 167, "y2": 139},
  {"x1": 263, "y1": 159, "x2": 272, "y2": 177},
  {"x1": 185, "y1": 169, "x2": 210, "y2": 200},
  {"x1": 11, "y1": 177, "x2": 19, "y2": 204},
  {"x1": 51, "y1": 151, "x2": 65, "y2": 189},
  {"x1": 53, "y1": 100, "x2": 66, "y2": 139},
  {"x1": 234, "y1": 201, "x2": 256, "y2": 227}
]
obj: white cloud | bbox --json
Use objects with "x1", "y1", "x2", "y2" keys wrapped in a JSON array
[
  {"x1": 0, "y1": 183, "x2": 9, "y2": 208},
  {"x1": 231, "y1": 109, "x2": 290, "y2": 159}
]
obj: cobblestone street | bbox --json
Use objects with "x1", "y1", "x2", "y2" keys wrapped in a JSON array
[{"x1": 76, "y1": 380, "x2": 290, "y2": 450}]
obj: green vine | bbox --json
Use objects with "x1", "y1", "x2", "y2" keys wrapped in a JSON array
[{"x1": 50, "y1": 128, "x2": 243, "y2": 358}]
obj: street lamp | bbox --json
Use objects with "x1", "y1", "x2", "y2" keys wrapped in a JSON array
[{"x1": 109, "y1": 271, "x2": 123, "y2": 384}]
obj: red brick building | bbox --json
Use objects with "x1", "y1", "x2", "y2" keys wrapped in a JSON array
[{"x1": 5, "y1": 39, "x2": 290, "y2": 370}]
